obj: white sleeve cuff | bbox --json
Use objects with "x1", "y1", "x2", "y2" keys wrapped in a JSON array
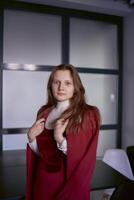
[
  {"x1": 28, "y1": 138, "x2": 40, "y2": 156},
  {"x1": 57, "y1": 138, "x2": 67, "y2": 155}
]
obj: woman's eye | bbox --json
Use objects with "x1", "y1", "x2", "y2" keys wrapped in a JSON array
[
  {"x1": 53, "y1": 81, "x2": 59, "y2": 84},
  {"x1": 65, "y1": 82, "x2": 71, "y2": 85}
]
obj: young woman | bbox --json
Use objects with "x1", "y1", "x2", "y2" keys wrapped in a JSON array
[{"x1": 25, "y1": 64, "x2": 100, "y2": 200}]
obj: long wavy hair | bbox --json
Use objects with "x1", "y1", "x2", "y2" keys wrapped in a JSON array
[{"x1": 45, "y1": 64, "x2": 88, "y2": 132}]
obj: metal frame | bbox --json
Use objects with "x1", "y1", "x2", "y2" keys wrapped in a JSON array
[
  {"x1": 0, "y1": 8, "x2": 4, "y2": 151},
  {"x1": 0, "y1": 0, "x2": 123, "y2": 151}
]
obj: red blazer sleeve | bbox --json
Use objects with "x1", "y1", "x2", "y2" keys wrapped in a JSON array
[
  {"x1": 25, "y1": 145, "x2": 39, "y2": 200},
  {"x1": 25, "y1": 105, "x2": 46, "y2": 200},
  {"x1": 55, "y1": 106, "x2": 100, "y2": 199}
]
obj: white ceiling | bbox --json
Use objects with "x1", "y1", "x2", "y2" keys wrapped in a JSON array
[{"x1": 17, "y1": 0, "x2": 134, "y2": 16}]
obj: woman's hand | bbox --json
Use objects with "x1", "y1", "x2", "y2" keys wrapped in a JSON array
[
  {"x1": 54, "y1": 118, "x2": 69, "y2": 144},
  {"x1": 27, "y1": 118, "x2": 45, "y2": 143}
]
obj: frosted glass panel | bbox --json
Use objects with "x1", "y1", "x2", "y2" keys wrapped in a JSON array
[
  {"x1": 70, "y1": 18, "x2": 118, "y2": 69},
  {"x1": 79, "y1": 73, "x2": 118, "y2": 124},
  {"x1": 97, "y1": 130, "x2": 117, "y2": 157},
  {"x1": 4, "y1": 10, "x2": 61, "y2": 65},
  {"x1": 3, "y1": 70, "x2": 51, "y2": 128},
  {"x1": 3, "y1": 134, "x2": 27, "y2": 150},
  {"x1": 3, "y1": 71, "x2": 118, "y2": 127}
]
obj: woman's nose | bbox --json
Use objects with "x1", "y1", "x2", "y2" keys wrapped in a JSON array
[{"x1": 58, "y1": 83, "x2": 64, "y2": 90}]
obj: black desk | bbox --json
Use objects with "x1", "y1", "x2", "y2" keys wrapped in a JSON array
[{"x1": 0, "y1": 150, "x2": 128, "y2": 200}]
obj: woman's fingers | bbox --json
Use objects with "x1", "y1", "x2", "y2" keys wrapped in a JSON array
[
  {"x1": 64, "y1": 119, "x2": 69, "y2": 126},
  {"x1": 55, "y1": 119, "x2": 63, "y2": 126},
  {"x1": 33, "y1": 118, "x2": 45, "y2": 133},
  {"x1": 55, "y1": 118, "x2": 69, "y2": 127},
  {"x1": 28, "y1": 118, "x2": 46, "y2": 142},
  {"x1": 36, "y1": 118, "x2": 45, "y2": 125}
]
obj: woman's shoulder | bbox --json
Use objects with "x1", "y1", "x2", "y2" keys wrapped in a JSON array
[
  {"x1": 85, "y1": 104, "x2": 100, "y2": 113},
  {"x1": 38, "y1": 105, "x2": 48, "y2": 113},
  {"x1": 85, "y1": 104, "x2": 101, "y2": 122},
  {"x1": 37, "y1": 105, "x2": 49, "y2": 119}
]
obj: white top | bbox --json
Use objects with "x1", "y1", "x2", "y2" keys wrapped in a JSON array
[
  {"x1": 45, "y1": 100, "x2": 69, "y2": 129},
  {"x1": 28, "y1": 100, "x2": 69, "y2": 155}
]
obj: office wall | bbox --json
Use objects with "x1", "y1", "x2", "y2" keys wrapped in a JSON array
[{"x1": 122, "y1": 12, "x2": 134, "y2": 149}]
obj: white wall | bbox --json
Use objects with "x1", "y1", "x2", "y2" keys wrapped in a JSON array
[{"x1": 122, "y1": 11, "x2": 134, "y2": 149}]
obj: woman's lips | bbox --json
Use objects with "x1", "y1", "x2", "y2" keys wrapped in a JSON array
[{"x1": 57, "y1": 93, "x2": 66, "y2": 95}]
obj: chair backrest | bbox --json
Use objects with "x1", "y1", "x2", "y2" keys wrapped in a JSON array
[
  {"x1": 127, "y1": 146, "x2": 134, "y2": 176},
  {"x1": 103, "y1": 149, "x2": 134, "y2": 180},
  {"x1": 110, "y1": 180, "x2": 134, "y2": 200}
]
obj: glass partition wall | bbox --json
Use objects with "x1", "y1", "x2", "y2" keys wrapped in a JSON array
[{"x1": 0, "y1": 2, "x2": 123, "y2": 158}]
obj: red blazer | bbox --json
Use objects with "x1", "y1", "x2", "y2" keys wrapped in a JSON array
[{"x1": 25, "y1": 105, "x2": 100, "y2": 200}]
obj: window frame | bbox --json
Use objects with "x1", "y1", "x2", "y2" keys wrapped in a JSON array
[{"x1": 0, "y1": 1, "x2": 123, "y2": 151}]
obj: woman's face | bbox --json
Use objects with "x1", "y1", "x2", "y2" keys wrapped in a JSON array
[{"x1": 52, "y1": 70, "x2": 74, "y2": 102}]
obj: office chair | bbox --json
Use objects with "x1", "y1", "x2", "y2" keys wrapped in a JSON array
[
  {"x1": 103, "y1": 149, "x2": 134, "y2": 180},
  {"x1": 110, "y1": 180, "x2": 134, "y2": 200},
  {"x1": 126, "y1": 146, "x2": 134, "y2": 176},
  {"x1": 102, "y1": 149, "x2": 134, "y2": 199}
]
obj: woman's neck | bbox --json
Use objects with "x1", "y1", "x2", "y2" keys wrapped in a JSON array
[
  {"x1": 56, "y1": 100, "x2": 70, "y2": 111},
  {"x1": 45, "y1": 100, "x2": 70, "y2": 130}
]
